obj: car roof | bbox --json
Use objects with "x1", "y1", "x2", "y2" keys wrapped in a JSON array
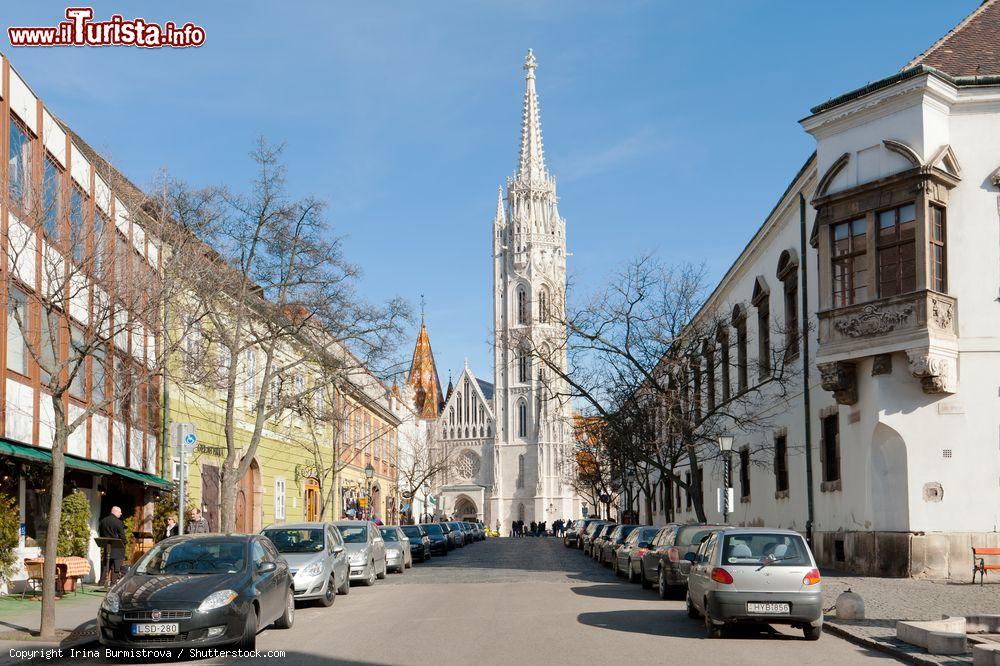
[
  {"x1": 263, "y1": 522, "x2": 330, "y2": 531},
  {"x1": 721, "y1": 528, "x2": 805, "y2": 537},
  {"x1": 332, "y1": 520, "x2": 370, "y2": 527}
]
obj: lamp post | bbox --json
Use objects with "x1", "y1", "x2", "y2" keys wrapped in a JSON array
[
  {"x1": 364, "y1": 463, "x2": 375, "y2": 521},
  {"x1": 718, "y1": 435, "x2": 734, "y2": 523},
  {"x1": 422, "y1": 482, "x2": 431, "y2": 523}
]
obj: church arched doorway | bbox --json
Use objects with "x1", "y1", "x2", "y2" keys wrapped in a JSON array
[{"x1": 454, "y1": 495, "x2": 478, "y2": 521}]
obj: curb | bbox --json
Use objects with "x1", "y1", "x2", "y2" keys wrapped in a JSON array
[{"x1": 823, "y1": 622, "x2": 945, "y2": 665}]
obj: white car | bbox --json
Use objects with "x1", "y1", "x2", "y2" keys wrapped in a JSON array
[{"x1": 685, "y1": 528, "x2": 823, "y2": 640}]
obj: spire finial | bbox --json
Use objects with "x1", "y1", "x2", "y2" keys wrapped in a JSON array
[
  {"x1": 419, "y1": 293, "x2": 426, "y2": 324},
  {"x1": 524, "y1": 48, "x2": 537, "y2": 79},
  {"x1": 517, "y1": 49, "x2": 546, "y2": 181}
]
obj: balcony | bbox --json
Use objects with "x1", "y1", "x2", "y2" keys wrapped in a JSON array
[{"x1": 816, "y1": 290, "x2": 958, "y2": 403}]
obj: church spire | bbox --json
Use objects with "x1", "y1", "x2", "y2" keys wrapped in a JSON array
[
  {"x1": 406, "y1": 320, "x2": 443, "y2": 419},
  {"x1": 494, "y1": 186, "x2": 505, "y2": 225},
  {"x1": 517, "y1": 48, "x2": 548, "y2": 182}
]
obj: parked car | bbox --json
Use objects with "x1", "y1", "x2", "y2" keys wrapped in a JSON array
[
  {"x1": 440, "y1": 522, "x2": 462, "y2": 549},
  {"x1": 614, "y1": 525, "x2": 661, "y2": 582},
  {"x1": 98, "y1": 534, "x2": 293, "y2": 650},
  {"x1": 564, "y1": 519, "x2": 593, "y2": 548},
  {"x1": 645, "y1": 523, "x2": 733, "y2": 595},
  {"x1": 458, "y1": 522, "x2": 475, "y2": 543},
  {"x1": 600, "y1": 524, "x2": 640, "y2": 566},
  {"x1": 450, "y1": 521, "x2": 472, "y2": 545},
  {"x1": 378, "y1": 526, "x2": 413, "y2": 573},
  {"x1": 421, "y1": 522, "x2": 450, "y2": 555},
  {"x1": 581, "y1": 521, "x2": 609, "y2": 557},
  {"x1": 686, "y1": 528, "x2": 823, "y2": 640},
  {"x1": 400, "y1": 524, "x2": 432, "y2": 562},
  {"x1": 262, "y1": 523, "x2": 349, "y2": 607},
  {"x1": 469, "y1": 522, "x2": 485, "y2": 541},
  {"x1": 591, "y1": 523, "x2": 618, "y2": 561},
  {"x1": 333, "y1": 520, "x2": 387, "y2": 586}
]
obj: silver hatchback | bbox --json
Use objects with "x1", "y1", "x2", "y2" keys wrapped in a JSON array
[
  {"x1": 333, "y1": 521, "x2": 387, "y2": 586},
  {"x1": 686, "y1": 528, "x2": 823, "y2": 640},
  {"x1": 262, "y1": 522, "x2": 350, "y2": 607}
]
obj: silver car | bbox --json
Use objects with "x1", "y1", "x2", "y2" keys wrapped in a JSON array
[
  {"x1": 686, "y1": 528, "x2": 823, "y2": 640},
  {"x1": 333, "y1": 521, "x2": 387, "y2": 586},
  {"x1": 378, "y1": 526, "x2": 413, "y2": 573},
  {"x1": 262, "y1": 522, "x2": 350, "y2": 607}
]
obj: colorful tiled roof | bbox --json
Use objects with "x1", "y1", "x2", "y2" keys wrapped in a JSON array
[
  {"x1": 406, "y1": 323, "x2": 443, "y2": 418},
  {"x1": 906, "y1": 0, "x2": 1000, "y2": 76}
]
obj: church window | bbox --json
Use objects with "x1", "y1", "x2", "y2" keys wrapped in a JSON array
[
  {"x1": 516, "y1": 456, "x2": 525, "y2": 488},
  {"x1": 458, "y1": 450, "x2": 481, "y2": 478},
  {"x1": 442, "y1": 429, "x2": 447, "y2": 439},
  {"x1": 517, "y1": 400, "x2": 528, "y2": 438},
  {"x1": 539, "y1": 289, "x2": 549, "y2": 323},
  {"x1": 449, "y1": 406, "x2": 455, "y2": 425},
  {"x1": 487, "y1": 425, "x2": 492, "y2": 438},
  {"x1": 518, "y1": 348, "x2": 530, "y2": 383},
  {"x1": 456, "y1": 395, "x2": 462, "y2": 423},
  {"x1": 517, "y1": 287, "x2": 528, "y2": 325},
  {"x1": 517, "y1": 502, "x2": 525, "y2": 521}
]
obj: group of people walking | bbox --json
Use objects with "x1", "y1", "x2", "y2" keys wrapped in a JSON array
[{"x1": 510, "y1": 518, "x2": 569, "y2": 538}]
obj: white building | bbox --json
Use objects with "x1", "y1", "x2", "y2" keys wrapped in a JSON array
[
  {"x1": 405, "y1": 51, "x2": 582, "y2": 531},
  {"x1": 636, "y1": 2, "x2": 1000, "y2": 578}
]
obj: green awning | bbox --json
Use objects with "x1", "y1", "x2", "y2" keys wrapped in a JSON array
[{"x1": 0, "y1": 438, "x2": 171, "y2": 489}]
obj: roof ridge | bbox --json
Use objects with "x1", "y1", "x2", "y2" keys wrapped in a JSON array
[{"x1": 904, "y1": 0, "x2": 998, "y2": 71}]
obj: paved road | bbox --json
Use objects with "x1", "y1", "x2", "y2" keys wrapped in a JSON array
[{"x1": 43, "y1": 537, "x2": 896, "y2": 665}]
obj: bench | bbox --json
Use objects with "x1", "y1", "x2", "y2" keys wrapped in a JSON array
[{"x1": 972, "y1": 548, "x2": 1000, "y2": 585}]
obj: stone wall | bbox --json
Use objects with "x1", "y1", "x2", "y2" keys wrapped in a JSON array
[{"x1": 813, "y1": 530, "x2": 1000, "y2": 579}]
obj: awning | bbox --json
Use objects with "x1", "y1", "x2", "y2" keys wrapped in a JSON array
[{"x1": 0, "y1": 438, "x2": 171, "y2": 489}]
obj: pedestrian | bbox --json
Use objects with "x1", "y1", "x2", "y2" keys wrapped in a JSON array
[
  {"x1": 187, "y1": 507, "x2": 210, "y2": 534},
  {"x1": 529, "y1": 521, "x2": 537, "y2": 537},
  {"x1": 510, "y1": 520, "x2": 517, "y2": 538},
  {"x1": 164, "y1": 514, "x2": 178, "y2": 538},
  {"x1": 98, "y1": 506, "x2": 127, "y2": 586}
]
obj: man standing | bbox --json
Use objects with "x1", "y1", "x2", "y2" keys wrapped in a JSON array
[
  {"x1": 187, "y1": 507, "x2": 210, "y2": 534},
  {"x1": 98, "y1": 506, "x2": 127, "y2": 586}
]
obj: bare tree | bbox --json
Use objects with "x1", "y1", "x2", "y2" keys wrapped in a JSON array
[
  {"x1": 168, "y1": 139, "x2": 408, "y2": 533},
  {"x1": 3, "y1": 128, "x2": 211, "y2": 638},
  {"x1": 529, "y1": 255, "x2": 800, "y2": 523},
  {"x1": 395, "y1": 423, "x2": 460, "y2": 523}
]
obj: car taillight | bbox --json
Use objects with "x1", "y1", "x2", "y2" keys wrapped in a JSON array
[
  {"x1": 803, "y1": 568, "x2": 821, "y2": 585},
  {"x1": 635, "y1": 548, "x2": 648, "y2": 557},
  {"x1": 668, "y1": 547, "x2": 679, "y2": 563},
  {"x1": 711, "y1": 567, "x2": 734, "y2": 585}
]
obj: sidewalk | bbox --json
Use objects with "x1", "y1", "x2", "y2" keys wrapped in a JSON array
[
  {"x1": 820, "y1": 570, "x2": 1000, "y2": 664},
  {"x1": 0, "y1": 586, "x2": 103, "y2": 666}
]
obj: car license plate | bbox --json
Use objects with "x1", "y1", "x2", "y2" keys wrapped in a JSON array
[
  {"x1": 746, "y1": 602, "x2": 790, "y2": 614},
  {"x1": 131, "y1": 623, "x2": 179, "y2": 636}
]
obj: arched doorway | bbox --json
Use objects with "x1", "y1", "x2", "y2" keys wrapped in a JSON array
[
  {"x1": 370, "y1": 482, "x2": 382, "y2": 521},
  {"x1": 304, "y1": 477, "x2": 321, "y2": 521},
  {"x1": 235, "y1": 459, "x2": 262, "y2": 533},
  {"x1": 454, "y1": 495, "x2": 478, "y2": 521},
  {"x1": 870, "y1": 423, "x2": 908, "y2": 532}
]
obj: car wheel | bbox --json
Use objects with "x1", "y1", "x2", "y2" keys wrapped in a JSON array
[
  {"x1": 658, "y1": 569, "x2": 669, "y2": 599},
  {"x1": 338, "y1": 574, "x2": 350, "y2": 595},
  {"x1": 318, "y1": 574, "x2": 336, "y2": 607},
  {"x1": 237, "y1": 608, "x2": 257, "y2": 650},
  {"x1": 803, "y1": 624, "x2": 822, "y2": 641},
  {"x1": 686, "y1": 591, "x2": 700, "y2": 618},
  {"x1": 704, "y1": 601, "x2": 723, "y2": 638},
  {"x1": 275, "y1": 587, "x2": 295, "y2": 629},
  {"x1": 364, "y1": 561, "x2": 376, "y2": 586},
  {"x1": 640, "y1": 564, "x2": 652, "y2": 589},
  {"x1": 376, "y1": 559, "x2": 387, "y2": 580}
]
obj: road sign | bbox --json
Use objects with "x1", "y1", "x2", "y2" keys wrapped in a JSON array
[
  {"x1": 172, "y1": 422, "x2": 197, "y2": 454},
  {"x1": 581, "y1": 505, "x2": 589, "y2": 517}
]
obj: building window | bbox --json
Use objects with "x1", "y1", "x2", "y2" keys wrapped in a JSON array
[
  {"x1": 691, "y1": 361, "x2": 702, "y2": 422},
  {"x1": 877, "y1": 203, "x2": 916, "y2": 298},
  {"x1": 69, "y1": 328, "x2": 86, "y2": 400},
  {"x1": 6, "y1": 286, "x2": 28, "y2": 376},
  {"x1": 732, "y1": 306, "x2": 748, "y2": 394},
  {"x1": 517, "y1": 502, "x2": 525, "y2": 521},
  {"x1": 516, "y1": 454, "x2": 525, "y2": 488},
  {"x1": 717, "y1": 326, "x2": 730, "y2": 404},
  {"x1": 539, "y1": 289, "x2": 549, "y2": 323},
  {"x1": 930, "y1": 205, "x2": 947, "y2": 293},
  {"x1": 275, "y1": 477, "x2": 286, "y2": 520},
  {"x1": 94, "y1": 209, "x2": 108, "y2": 277},
  {"x1": 9, "y1": 117, "x2": 32, "y2": 210},
  {"x1": 704, "y1": 343, "x2": 715, "y2": 412},
  {"x1": 684, "y1": 470, "x2": 692, "y2": 509},
  {"x1": 517, "y1": 287, "x2": 527, "y2": 325},
  {"x1": 518, "y1": 348, "x2": 529, "y2": 383},
  {"x1": 831, "y1": 218, "x2": 868, "y2": 307},
  {"x1": 774, "y1": 434, "x2": 789, "y2": 494},
  {"x1": 739, "y1": 447, "x2": 750, "y2": 501},
  {"x1": 70, "y1": 186, "x2": 88, "y2": 264},
  {"x1": 43, "y1": 155, "x2": 62, "y2": 239},
  {"x1": 517, "y1": 400, "x2": 528, "y2": 438},
  {"x1": 777, "y1": 250, "x2": 799, "y2": 360},
  {"x1": 92, "y1": 343, "x2": 108, "y2": 405},
  {"x1": 821, "y1": 413, "x2": 840, "y2": 485},
  {"x1": 753, "y1": 279, "x2": 771, "y2": 380},
  {"x1": 675, "y1": 476, "x2": 681, "y2": 509}
]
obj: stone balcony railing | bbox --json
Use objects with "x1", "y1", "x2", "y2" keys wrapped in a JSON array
[{"x1": 816, "y1": 290, "x2": 958, "y2": 403}]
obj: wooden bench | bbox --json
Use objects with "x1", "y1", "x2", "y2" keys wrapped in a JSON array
[{"x1": 972, "y1": 547, "x2": 1000, "y2": 585}]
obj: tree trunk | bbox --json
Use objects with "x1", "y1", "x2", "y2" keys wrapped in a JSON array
[
  {"x1": 39, "y1": 398, "x2": 68, "y2": 640},
  {"x1": 220, "y1": 455, "x2": 239, "y2": 533},
  {"x1": 685, "y1": 439, "x2": 708, "y2": 522}
]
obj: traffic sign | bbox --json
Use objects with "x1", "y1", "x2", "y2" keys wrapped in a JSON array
[{"x1": 172, "y1": 422, "x2": 197, "y2": 454}]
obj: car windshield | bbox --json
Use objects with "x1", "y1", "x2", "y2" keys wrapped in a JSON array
[
  {"x1": 423, "y1": 524, "x2": 444, "y2": 535},
  {"x1": 379, "y1": 528, "x2": 400, "y2": 542},
  {"x1": 401, "y1": 526, "x2": 423, "y2": 539},
  {"x1": 721, "y1": 534, "x2": 810, "y2": 566},
  {"x1": 337, "y1": 526, "x2": 368, "y2": 543},
  {"x1": 638, "y1": 527, "x2": 660, "y2": 541},
  {"x1": 677, "y1": 526, "x2": 722, "y2": 547},
  {"x1": 135, "y1": 539, "x2": 246, "y2": 575},
  {"x1": 617, "y1": 525, "x2": 639, "y2": 541},
  {"x1": 262, "y1": 528, "x2": 325, "y2": 553}
]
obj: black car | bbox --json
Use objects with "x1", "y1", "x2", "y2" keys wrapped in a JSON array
[
  {"x1": 400, "y1": 524, "x2": 432, "y2": 562},
  {"x1": 447, "y1": 521, "x2": 471, "y2": 546},
  {"x1": 420, "y1": 522, "x2": 450, "y2": 555},
  {"x1": 440, "y1": 522, "x2": 463, "y2": 549},
  {"x1": 98, "y1": 534, "x2": 294, "y2": 650}
]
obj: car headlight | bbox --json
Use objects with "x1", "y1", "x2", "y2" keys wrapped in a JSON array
[
  {"x1": 300, "y1": 561, "x2": 323, "y2": 577},
  {"x1": 197, "y1": 590, "x2": 238, "y2": 612},
  {"x1": 102, "y1": 592, "x2": 120, "y2": 614}
]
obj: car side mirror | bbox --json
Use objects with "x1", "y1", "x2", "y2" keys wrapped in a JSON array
[
  {"x1": 683, "y1": 552, "x2": 698, "y2": 563},
  {"x1": 257, "y1": 561, "x2": 277, "y2": 573},
  {"x1": 333, "y1": 545, "x2": 345, "y2": 555}
]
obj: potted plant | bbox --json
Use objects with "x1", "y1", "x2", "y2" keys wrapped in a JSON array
[
  {"x1": 56, "y1": 491, "x2": 92, "y2": 592},
  {"x1": 0, "y1": 493, "x2": 19, "y2": 595}
]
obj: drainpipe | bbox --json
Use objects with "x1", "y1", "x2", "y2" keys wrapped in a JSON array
[{"x1": 799, "y1": 193, "x2": 816, "y2": 548}]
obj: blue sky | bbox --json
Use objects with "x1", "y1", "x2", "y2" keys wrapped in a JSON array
[{"x1": 5, "y1": 1, "x2": 979, "y2": 384}]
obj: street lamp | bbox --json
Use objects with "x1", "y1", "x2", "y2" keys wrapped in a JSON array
[
  {"x1": 718, "y1": 435, "x2": 734, "y2": 523},
  {"x1": 422, "y1": 482, "x2": 431, "y2": 523},
  {"x1": 364, "y1": 463, "x2": 375, "y2": 521}
]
